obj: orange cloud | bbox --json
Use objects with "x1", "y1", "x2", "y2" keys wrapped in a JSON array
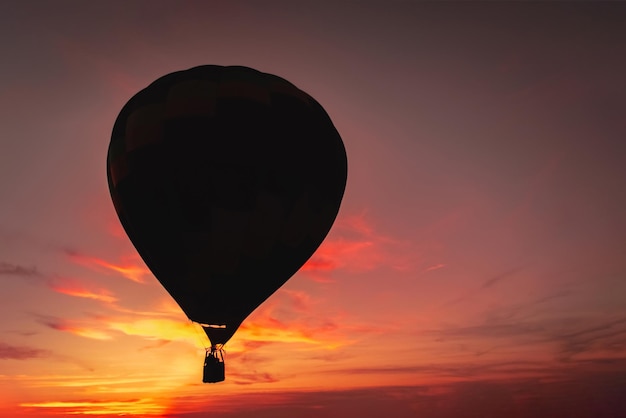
[
  {"x1": 39, "y1": 317, "x2": 112, "y2": 341},
  {"x1": 105, "y1": 297, "x2": 187, "y2": 320},
  {"x1": 238, "y1": 320, "x2": 324, "y2": 346},
  {"x1": 232, "y1": 300, "x2": 350, "y2": 352},
  {"x1": 278, "y1": 289, "x2": 313, "y2": 312},
  {"x1": 66, "y1": 250, "x2": 150, "y2": 283},
  {"x1": 47, "y1": 277, "x2": 118, "y2": 304},
  {"x1": 39, "y1": 311, "x2": 203, "y2": 347}
]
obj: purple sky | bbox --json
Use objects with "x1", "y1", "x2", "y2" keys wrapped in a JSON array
[{"x1": 1, "y1": 2, "x2": 625, "y2": 417}]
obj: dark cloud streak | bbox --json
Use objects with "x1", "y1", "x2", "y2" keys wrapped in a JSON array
[
  {"x1": 481, "y1": 266, "x2": 524, "y2": 289},
  {"x1": 163, "y1": 367, "x2": 626, "y2": 418},
  {"x1": 555, "y1": 317, "x2": 626, "y2": 360},
  {"x1": 0, "y1": 261, "x2": 40, "y2": 277},
  {"x1": 0, "y1": 342, "x2": 50, "y2": 360}
]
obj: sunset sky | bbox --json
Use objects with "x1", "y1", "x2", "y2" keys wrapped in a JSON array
[{"x1": 1, "y1": 2, "x2": 626, "y2": 417}]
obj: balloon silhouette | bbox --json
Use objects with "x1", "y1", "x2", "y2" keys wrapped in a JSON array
[{"x1": 107, "y1": 65, "x2": 347, "y2": 382}]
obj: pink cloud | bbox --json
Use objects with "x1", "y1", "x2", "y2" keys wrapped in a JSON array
[
  {"x1": 278, "y1": 289, "x2": 313, "y2": 312},
  {"x1": 424, "y1": 263, "x2": 446, "y2": 272},
  {"x1": 339, "y1": 211, "x2": 376, "y2": 236},
  {"x1": 301, "y1": 211, "x2": 416, "y2": 281},
  {"x1": 106, "y1": 219, "x2": 127, "y2": 239}
]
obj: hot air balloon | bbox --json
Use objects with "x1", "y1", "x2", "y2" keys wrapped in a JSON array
[{"x1": 106, "y1": 65, "x2": 347, "y2": 382}]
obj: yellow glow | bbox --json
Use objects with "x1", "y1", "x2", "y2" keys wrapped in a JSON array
[
  {"x1": 51, "y1": 324, "x2": 112, "y2": 340},
  {"x1": 71, "y1": 329, "x2": 113, "y2": 340},
  {"x1": 20, "y1": 399, "x2": 166, "y2": 415},
  {"x1": 107, "y1": 318, "x2": 198, "y2": 343}
]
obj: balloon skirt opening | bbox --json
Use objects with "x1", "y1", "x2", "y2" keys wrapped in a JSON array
[{"x1": 203, "y1": 347, "x2": 225, "y2": 383}]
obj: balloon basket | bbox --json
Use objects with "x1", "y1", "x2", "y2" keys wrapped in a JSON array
[{"x1": 203, "y1": 347, "x2": 225, "y2": 383}]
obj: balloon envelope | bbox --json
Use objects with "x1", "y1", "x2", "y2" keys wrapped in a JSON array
[{"x1": 107, "y1": 65, "x2": 347, "y2": 346}]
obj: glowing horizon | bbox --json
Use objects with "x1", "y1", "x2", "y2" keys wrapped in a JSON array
[{"x1": 2, "y1": 2, "x2": 626, "y2": 417}]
